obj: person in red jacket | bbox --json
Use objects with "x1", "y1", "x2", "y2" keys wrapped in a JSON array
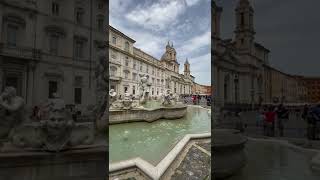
[
  {"x1": 264, "y1": 106, "x2": 276, "y2": 136},
  {"x1": 192, "y1": 95, "x2": 197, "y2": 105}
]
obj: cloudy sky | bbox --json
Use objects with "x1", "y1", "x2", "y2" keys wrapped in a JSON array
[
  {"x1": 216, "y1": 0, "x2": 320, "y2": 77},
  {"x1": 110, "y1": 0, "x2": 211, "y2": 85}
]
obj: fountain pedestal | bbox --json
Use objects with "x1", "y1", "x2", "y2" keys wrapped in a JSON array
[
  {"x1": 0, "y1": 144, "x2": 107, "y2": 180},
  {"x1": 213, "y1": 129, "x2": 247, "y2": 179}
]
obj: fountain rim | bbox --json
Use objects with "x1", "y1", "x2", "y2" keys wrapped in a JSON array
[
  {"x1": 109, "y1": 132, "x2": 211, "y2": 180},
  {"x1": 109, "y1": 104, "x2": 187, "y2": 112}
]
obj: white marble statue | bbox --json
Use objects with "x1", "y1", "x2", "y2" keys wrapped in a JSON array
[
  {"x1": 0, "y1": 87, "x2": 25, "y2": 139},
  {"x1": 138, "y1": 74, "x2": 152, "y2": 104}
]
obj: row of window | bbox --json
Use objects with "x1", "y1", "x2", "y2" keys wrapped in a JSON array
[
  {"x1": 51, "y1": 1, "x2": 105, "y2": 31},
  {"x1": 123, "y1": 85, "x2": 164, "y2": 96},
  {"x1": 7, "y1": 23, "x2": 89, "y2": 59},
  {"x1": 48, "y1": 34, "x2": 87, "y2": 58},
  {"x1": 6, "y1": 23, "x2": 101, "y2": 60},
  {"x1": 110, "y1": 52, "x2": 165, "y2": 77},
  {"x1": 48, "y1": 79, "x2": 82, "y2": 104},
  {"x1": 111, "y1": 36, "x2": 130, "y2": 51}
]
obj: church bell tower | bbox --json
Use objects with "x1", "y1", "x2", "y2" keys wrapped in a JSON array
[
  {"x1": 234, "y1": 0, "x2": 255, "y2": 53},
  {"x1": 184, "y1": 58, "x2": 190, "y2": 77}
]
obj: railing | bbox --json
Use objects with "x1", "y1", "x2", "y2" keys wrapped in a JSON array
[{"x1": 0, "y1": 43, "x2": 41, "y2": 60}]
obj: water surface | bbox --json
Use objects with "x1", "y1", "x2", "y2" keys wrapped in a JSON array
[{"x1": 109, "y1": 106, "x2": 210, "y2": 165}]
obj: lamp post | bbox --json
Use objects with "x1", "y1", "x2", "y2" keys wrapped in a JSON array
[{"x1": 250, "y1": 89, "x2": 254, "y2": 110}]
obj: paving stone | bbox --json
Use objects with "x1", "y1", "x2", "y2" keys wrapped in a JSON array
[
  {"x1": 170, "y1": 145, "x2": 211, "y2": 180},
  {"x1": 196, "y1": 142, "x2": 211, "y2": 152}
]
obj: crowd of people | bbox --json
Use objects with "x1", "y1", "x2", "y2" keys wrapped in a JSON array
[
  {"x1": 257, "y1": 104, "x2": 289, "y2": 137},
  {"x1": 232, "y1": 103, "x2": 320, "y2": 140},
  {"x1": 180, "y1": 94, "x2": 212, "y2": 106}
]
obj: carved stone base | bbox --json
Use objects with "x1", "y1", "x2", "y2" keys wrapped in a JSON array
[
  {"x1": 0, "y1": 144, "x2": 107, "y2": 180},
  {"x1": 213, "y1": 129, "x2": 247, "y2": 179},
  {"x1": 109, "y1": 105, "x2": 187, "y2": 124}
]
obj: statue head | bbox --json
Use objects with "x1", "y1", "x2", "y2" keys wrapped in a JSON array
[
  {"x1": 45, "y1": 111, "x2": 73, "y2": 138},
  {"x1": 140, "y1": 74, "x2": 149, "y2": 83},
  {"x1": 41, "y1": 109, "x2": 74, "y2": 151},
  {"x1": 2, "y1": 86, "x2": 17, "y2": 100}
]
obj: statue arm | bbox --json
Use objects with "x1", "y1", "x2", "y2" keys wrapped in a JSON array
[{"x1": 1, "y1": 99, "x2": 24, "y2": 111}]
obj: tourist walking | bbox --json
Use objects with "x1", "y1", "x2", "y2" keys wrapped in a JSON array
[
  {"x1": 235, "y1": 109, "x2": 244, "y2": 133},
  {"x1": 276, "y1": 104, "x2": 289, "y2": 137},
  {"x1": 311, "y1": 104, "x2": 320, "y2": 140},
  {"x1": 31, "y1": 106, "x2": 41, "y2": 121},
  {"x1": 307, "y1": 105, "x2": 320, "y2": 140},
  {"x1": 264, "y1": 106, "x2": 276, "y2": 136},
  {"x1": 302, "y1": 104, "x2": 309, "y2": 121},
  {"x1": 192, "y1": 95, "x2": 196, "y2": 105},
  {"x1": 206, "y1": 96, "x2": 211, "y2": 106}
]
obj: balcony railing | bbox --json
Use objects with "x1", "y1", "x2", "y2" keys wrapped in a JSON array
[{"x1": 0, "y1": 43, "x2": 41, "y2": 60}]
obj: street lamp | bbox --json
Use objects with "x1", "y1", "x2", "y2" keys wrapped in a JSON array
[{"x1": 250, "y1": 89, "x2": 254, "y2": 110}]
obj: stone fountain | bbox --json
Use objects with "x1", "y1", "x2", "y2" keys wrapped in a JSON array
[
  {"x1": 107, "y1": 74, "x2": 187, "y2": 125},
  {"x1": 0, "y1": 87, "x2": 107, "y2": 180},
  {"x1": 212, "y1": 102, "x2": 248, "y2": 179}
]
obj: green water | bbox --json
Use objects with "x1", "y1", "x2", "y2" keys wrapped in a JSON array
[
  {"x1": 109, "y1": 106, "x2": 210, "y2": 165},
  {"x1": 227, "y1": 140, "x2": 320, "y2": 180}
]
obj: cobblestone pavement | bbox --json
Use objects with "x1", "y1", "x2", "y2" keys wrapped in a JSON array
[
  {"x1": 109, "y1": 168, "x2": 150, "y2": 180},
  {"x1": 162, "y1": 139, "x2": 211, "y2": 180},
  {"x1": 109, "y1": 139, "x2": 211, "y2": 180}
]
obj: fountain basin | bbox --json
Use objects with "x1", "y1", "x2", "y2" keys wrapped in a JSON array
[
  {"x1": 109, "y1": 106, "x2": 210, "y2": 165},
  {"x1": 109, "y1": 105, "x2": 187, "y2": 124},
  {"x1": 213, "y1": 129, "x2": 247, "y2": 179}
]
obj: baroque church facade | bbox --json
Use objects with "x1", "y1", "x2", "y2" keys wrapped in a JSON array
[
  {"x1": 213, "y1": 0, "x2": 307, "y2": 109},
  {"x1": 213, "y1": 0, "x2": 271, "y2": 108},
  {"x1": 109, "y1": 25, "x2": 194, "y2": 98}
]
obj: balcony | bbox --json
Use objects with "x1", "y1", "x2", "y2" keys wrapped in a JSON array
[
  {"x1": 110, "y1": 74, "x2": 122, "y2": 81},
  {"x1": 0, "y1": 43, "x2": 41, "y2": 60}
]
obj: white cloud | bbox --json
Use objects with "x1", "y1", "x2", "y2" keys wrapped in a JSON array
[
  {"x1": 185, "y1": 0, "x2": 201, "y2": 6},
  {"x1": 189, "y1": 53, "x2": 211, "y2": 85},
  {"x1": 110, "y1": 21, "x2": 166, "y2": 58},
  {"x1": 189, "y1": 53, "x2": 211, "y2": 69},
  {"x1": 177, "y1": 30, "x2": 211, "y2": 56},
  {"x1": 110, "y1": 0, "x2": 211, "y2": 84},
  {"x1": 125, "y1": 0, "x2": 187, "y2": 31},
  {"x1": 110, "y1": 0, "x2": 133, "y2": 15}
]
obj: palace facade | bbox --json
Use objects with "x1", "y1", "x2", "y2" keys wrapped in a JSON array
[
  {"x1": 108, "y1": 25, "x2": 194, "y2": 97},
  {"x1": 0, "y1": 0, "x2": 107, "y2": 112},
  {"x1": 213, "y1": 0, "x2": 307, "y2": 108}
]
